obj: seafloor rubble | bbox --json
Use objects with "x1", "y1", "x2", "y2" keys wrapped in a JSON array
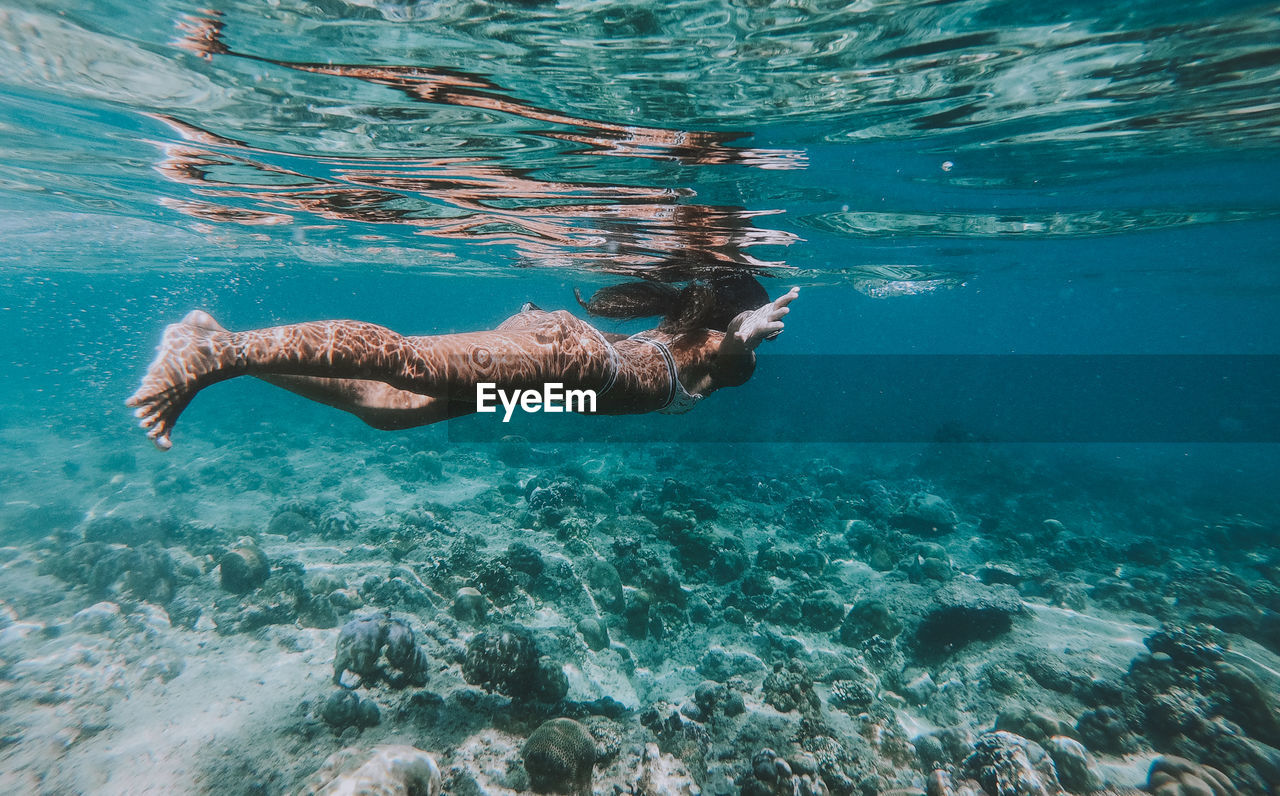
[{"x1": 0, "y1": 422, "x2": 1277, "y2": 795}]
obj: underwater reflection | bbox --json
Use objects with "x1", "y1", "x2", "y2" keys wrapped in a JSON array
[
  {"x1": 155, "y1": 13, "x2": 805, "y2": 277},
  {"x1": 153, "y1": 115, "x2": 798, "y2": 278}
]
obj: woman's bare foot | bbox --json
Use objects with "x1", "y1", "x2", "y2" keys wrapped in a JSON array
[
  {"x1": 727, "y1": 287, "x2": 799, "y2": 351},
  {"x1": 125, "y1": 311, "x2": 228, "y2": 450}
]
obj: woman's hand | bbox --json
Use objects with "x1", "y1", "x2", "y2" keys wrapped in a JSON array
[{"x1": 726, "y1": 287, "x2": 799, "y2": 352}]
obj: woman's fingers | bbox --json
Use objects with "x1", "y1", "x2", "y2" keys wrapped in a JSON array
[{"x1": 756, "y1": 288, "x2": 797, "y2": 340}]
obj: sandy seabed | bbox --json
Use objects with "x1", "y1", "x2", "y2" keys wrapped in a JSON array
[{"x1": 1, "y1": 416, "x2": 1277, "y2": 795}]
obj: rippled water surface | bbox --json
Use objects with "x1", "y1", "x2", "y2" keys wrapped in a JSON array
[{"x1": 2, "y1": 0, "x2": 1278, "y2": 293}]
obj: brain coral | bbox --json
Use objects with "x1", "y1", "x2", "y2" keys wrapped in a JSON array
[{"x1": 522, "y1": 718, "x2": 596, "y2": 795}]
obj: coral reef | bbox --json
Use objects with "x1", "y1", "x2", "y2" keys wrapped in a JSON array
[
  {"x1": 10, "y1": 429, "x2": 1280, "y2": 796},
  {"x1": 962, "y1": 731, "x2": 1065, "y2": 796},
  {"x1": 218, "y1": 537, "x2": 268, "y2": 593},
  {"x1": 320, "y1": 689, "x2": 381, "y2": 732},
  {"x1": 739, "y1": 748, "x2": 830, "y2": 796},
  {"x1": 521, "y1": 717, "x2": 596, "y2": 795},
  {"x1": 333, "y1": 614, "x2": 429, "y2": 689},
  {"x1": 1143, "y1": 756, "x2": 1238, "y2": 796},
  {"x1": 300, "y1": 744, "x2": 441, "y2": 795},
  {"x1": 892, "y1": 493, "x2": 959, "y2": 535},
  {"x1": 462, "y1": 624, "x2": 566, "y2": 703},
  {"x1": 39, "y1": 539, "x2": 179, "y2": 604},
  {"x1": 916, "y1": 580, "x2": 1026, "y2": 656}
]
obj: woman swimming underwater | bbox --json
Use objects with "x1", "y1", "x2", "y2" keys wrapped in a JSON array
[{"x1": 126, "y1": 275, "x2": 798, "y2": 450}]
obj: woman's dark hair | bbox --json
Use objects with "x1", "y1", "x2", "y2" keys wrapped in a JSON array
[{"x1": 575, "y1": 273, "x2": 768, "y2": 334}]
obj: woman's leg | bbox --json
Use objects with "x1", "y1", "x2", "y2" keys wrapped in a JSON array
[
  {"x1": 176, "y1": 311, "x2": 457, "y2": 430},
  {"x1": 256, "y1": 376, "x2": 473, "y2": 430},
  {"x1": 126, "y1": 309, "x2": 611, "y2": 449}
]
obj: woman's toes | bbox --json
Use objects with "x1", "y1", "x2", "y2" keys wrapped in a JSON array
[{"x1": 147, "y1": 427, "x2": 173, "y2": 450}]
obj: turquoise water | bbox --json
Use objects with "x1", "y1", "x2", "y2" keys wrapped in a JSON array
[{"x1": 1, "y1": 1, "x2": 1279, "y2": 794}]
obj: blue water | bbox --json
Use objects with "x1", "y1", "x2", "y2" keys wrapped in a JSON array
[
  {"x1": 1, "y1": 0, "x2": 1279, "y2": 793},
  {"x1": 3, "y1": 0, "x2": 1278, "y2": 471}
]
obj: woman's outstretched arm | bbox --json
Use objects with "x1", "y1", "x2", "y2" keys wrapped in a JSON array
[
  {"x1": 670, "y1": 287, "x2": 799, "y2": 396},
  {"x1": 723, "y1": 286, "x2": 799, "y2": 356}
]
